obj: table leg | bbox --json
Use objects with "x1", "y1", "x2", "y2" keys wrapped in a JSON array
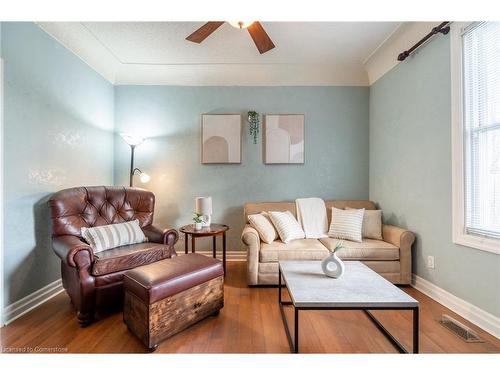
[
  {"x1": 413, "y1": 307, "x2": 419, "y2": 354},
  {"x1": 184, "y1": 233, "x2": 188, "y2": 254},
  {"x1": 212, "y1": 236, "x2": 216, "y2": 259},
  {"x1": 278, "y1": 267, "x2": 282, "y2": 304},
  {"x1": 222, "y1": 232, "x2": 226, "y2": 275},
  {"x1": 294, "y1": 307, "x2": 299, "y2": 354},
  {"x1": 191, "y1": 236, "x2": 196, "y2": 253}
]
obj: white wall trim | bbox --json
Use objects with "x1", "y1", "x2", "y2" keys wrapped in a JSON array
[
  {"x1": 364, "y1": 22, "x2": 441, "y2": 85},
  {"x1": 37, "y1": 22, "x2": 370, "y2": 86},
  {"x1": 412, "y1": 274, "x2": 500, "y2": 339},
  {"x1": 450, "y1": 22, "x2": 500, "y2": 255},
  {"x1": 1, "y1": 251, "x2": 243, "y2": 326},
  {"x1": 2, "y1": 279, "x2": 64, "y2": 326},
  {"x1": 184, "y1": 250, "x2": 246, "y2": 262}
]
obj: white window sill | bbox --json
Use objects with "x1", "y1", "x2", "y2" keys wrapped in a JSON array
[{"x1": 453, "y1": 233, "x2": 500, "y2": 255}]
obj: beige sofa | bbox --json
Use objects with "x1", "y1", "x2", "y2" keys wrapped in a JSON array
[{"x1": 241, "y1": 200, "x2": 415, "y2": 286}]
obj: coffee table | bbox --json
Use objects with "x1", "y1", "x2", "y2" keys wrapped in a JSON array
[{"x1": 278, "y1": 261, "x2": 419, "y2": 353}]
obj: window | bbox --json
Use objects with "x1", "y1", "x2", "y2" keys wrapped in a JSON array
[{"x1": 452, "y1": 22, "x2": 500, "y2": 254}]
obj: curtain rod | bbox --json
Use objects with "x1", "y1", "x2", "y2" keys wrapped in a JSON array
[{"x1": 397, "y1": 22, "x2": 450, "y2": 61}]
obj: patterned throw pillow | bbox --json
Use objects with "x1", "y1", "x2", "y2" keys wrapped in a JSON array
[
  {"x1": 328, "y1": 207, "x2": 364, "y2": 243},
  {"x1": 268, "y1": 211, "x2": 305, "y2": 243},
  {"x1": 81, "y1": 219, "x2": 148, "y2": 253},
  {"x1": 346, "y1": 207, "x2": 383, "y2": 240},
  {"x1": 248, "y1": 212, "x2": 278, "y2": 244}
]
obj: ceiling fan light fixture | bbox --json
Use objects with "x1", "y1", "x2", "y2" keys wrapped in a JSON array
[{"x1": 229, "y1": 21, "x2": 255, "y2": 29}]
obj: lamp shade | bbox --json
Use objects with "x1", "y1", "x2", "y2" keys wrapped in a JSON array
[{"x1": 195, "y1": 196, "x2": 212, "y2": 215}]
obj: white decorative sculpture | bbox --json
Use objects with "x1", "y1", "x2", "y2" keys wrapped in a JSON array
[{"x1": 321, "y1": 240, "x2": 345, "y2": 278}]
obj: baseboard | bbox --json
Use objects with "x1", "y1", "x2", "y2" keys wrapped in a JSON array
[
  {"x1": 411, "y1": 274, "x2": 500, "y2": 339},
  {"x1": 0, "y1": 253, "x2": 245, "y2": 326},
  {"x1": 2, "y1": 279, "x2": 64, "y2": 326},
  {"x1": 183, "y1": 250, "x2": 246, "y2": 261}
]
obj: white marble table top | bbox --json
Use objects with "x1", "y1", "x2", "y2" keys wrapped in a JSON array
[{"x1": 279, "y1": 261, "x2": 418, "y2": 308}]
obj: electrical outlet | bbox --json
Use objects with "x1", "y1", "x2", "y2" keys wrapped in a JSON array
[{"x1": 427, "y1": 255, "x2": 435, "y2": 269}]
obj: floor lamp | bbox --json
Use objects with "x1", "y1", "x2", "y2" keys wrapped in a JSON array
[{"x1": 121, "y1": 133, "x2": 150, "y2": 187}]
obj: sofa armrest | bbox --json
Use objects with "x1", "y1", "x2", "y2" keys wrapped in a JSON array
[
  {"x1": 382, "y1": 224, "x2": 415, "y2": 284},
  {"x1": 52, "y1": 235, "x2": 94, "y2": 268},
  {"x1": 242, "y1": 225, "x2": 261, "y2": 285},
  {"x1": 142, "y1": 225, "x2": 179, "y2": 247}
]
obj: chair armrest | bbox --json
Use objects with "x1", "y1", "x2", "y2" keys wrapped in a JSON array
[
  {"x1": 382, "y1": 224, "x2": 415, "y2": 284},
  {"x1": 142, "y1": 225, "x2": 179, "y2": 247},
  {"x1": 52, "y1": 235, "x2": 94, "y2": 268},
  {"x1": 241, "y1": 225, "x2": 261, "y2": 285}
]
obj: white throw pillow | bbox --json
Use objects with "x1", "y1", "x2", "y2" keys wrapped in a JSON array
[
  {"x1": 328, "y1": 207, "x2": 364, "y2": 243},
  {"x1": 81, "y1": 219, "x2": 148, "y2": 253},
  {"x1": 268, "y1": 211, "x2": 305, "y2": 243},
  {"x1": 346, "y1": 207, "x2": 383, "y2": 240},
  {"x1": 248, "y1": 212, "x2": 278, "y2": 244}
]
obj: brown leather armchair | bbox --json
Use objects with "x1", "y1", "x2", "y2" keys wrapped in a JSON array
[{"x1": 49, "y1": 186, "x2": 178, "y2": 327}]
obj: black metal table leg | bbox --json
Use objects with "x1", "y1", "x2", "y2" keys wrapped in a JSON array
[
  {"x1": 278, "y1": 267, "x2": 282, "y2": 304},
  {"x1": 294, "y1": 307, "x2": 299, "y2": 353},
  {"x1": 413, "y1": 307, "x2": 419, "y2": 353},
  {"x1": 212, "y1": 236, "x2": 216, "y2": 258},
  {"x1": 278, "y1": 266, "x2": 299, "y2": 353}
]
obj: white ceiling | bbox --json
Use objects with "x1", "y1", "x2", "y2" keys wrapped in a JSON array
[{"x1": 38, "y1": 22, "x2": 401, "y2": 85}]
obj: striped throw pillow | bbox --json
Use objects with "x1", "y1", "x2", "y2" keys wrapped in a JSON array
[
  {"x1": 328, "y1": 207, "x2": 364, "y2": 243},
  {"x1": 268, "y1": 211, "x2": 305, "y2": 244},
  {"x1": 81, "y1": 219, "x2": 148, "y2": 253},
  {"x1": 346, "y1": 207, "x2": 383, "y2": 240}
]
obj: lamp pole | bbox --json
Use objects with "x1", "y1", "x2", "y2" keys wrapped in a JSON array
[{"x1": 129, "y1": 145, "x2": 136, "y2": 187}]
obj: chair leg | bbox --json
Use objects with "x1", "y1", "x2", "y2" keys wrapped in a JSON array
[{"x1": 77, "y1": 310, "x2": 93, "y2": 327}]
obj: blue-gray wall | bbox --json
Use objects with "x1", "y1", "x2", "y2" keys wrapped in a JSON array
[
  {"x1": 114, "y1": 86, "x2": 369, "y2": 252},
  {"x1": 369, "y1": 34, "x2": 500, "y2": 317},
  {"x1": 1, "y1": 23, "x2": 114, "y2": 305}
]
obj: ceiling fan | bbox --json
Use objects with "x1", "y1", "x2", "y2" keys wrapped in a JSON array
[{"x1": 186, "y1": 21, "x2": 275, "y2": 54}]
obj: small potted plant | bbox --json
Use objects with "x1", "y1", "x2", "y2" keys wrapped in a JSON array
[
  {"x1": 321, "y1": 240, "x2": 345, "y2": 278},
  {"x1": 193, "y1": 213, "x2": 204, "y2": 230}
]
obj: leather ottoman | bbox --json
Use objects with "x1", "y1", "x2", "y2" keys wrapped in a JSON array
[{"x1": 123, "y1": 254, "x2": 224, "y2": 351}]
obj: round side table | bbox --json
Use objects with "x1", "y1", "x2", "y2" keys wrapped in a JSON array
[{"x1": 179, "y1": 224, "x2": 229, "y2": 274}]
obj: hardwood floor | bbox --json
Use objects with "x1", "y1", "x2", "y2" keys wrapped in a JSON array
[{"x1": 1, "y1": 262, "x2": 499, "y2": 354}]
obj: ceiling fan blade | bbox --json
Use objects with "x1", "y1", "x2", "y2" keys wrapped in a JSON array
[
  {"x1": 186, "y1": 22, "x2": 225, "y2": 43},
  {"x1": 247, "y1": 22, "x2": 275, "y2": 54}
]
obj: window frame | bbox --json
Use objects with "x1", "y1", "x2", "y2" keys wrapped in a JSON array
[{"x1": 451, "y1": 22, "x2": 500, "y2": 255}]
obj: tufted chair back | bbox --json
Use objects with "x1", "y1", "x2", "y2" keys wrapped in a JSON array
[{"x1": 49, "y1": 186, "x2": 155, "y2": 237}]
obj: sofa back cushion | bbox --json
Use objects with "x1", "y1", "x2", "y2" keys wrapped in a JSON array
[
  {"x1": 49, "y1": 186, "x2": 155, "y2": 237},
  {"x1": 244, "y1": 200, "x2": 376, "y2": 224}
]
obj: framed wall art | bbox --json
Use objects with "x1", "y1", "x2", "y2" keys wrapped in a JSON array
[
  {"x1": 201, "y1": 114, "x2": 242, "y2": 164},
  {"x1": 264, "y1": 114, "x2": 305, "y2": 164}
]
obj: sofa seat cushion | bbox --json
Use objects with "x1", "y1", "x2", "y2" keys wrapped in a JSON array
[
  {"x1": 91, "y1": 242, "x2": 171, "y2": 276},
  {"x1": 259, "y1": 239, "x2": 329, "y2": 262},
  {"x1": 319, "y1": 238, "x2": 399, "y2": 261}
]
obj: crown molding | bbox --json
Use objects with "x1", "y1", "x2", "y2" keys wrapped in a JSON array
[
  {"x1": 37, "y1": 22, "x2": 118, "y2": 83},
  {"x1": 364, "y1": 22, "x2": 439, "y2": 85},
  {"x1": 114, "y1": 63, "x2": 368, "y2": 86},
  {"x1": 37, "y1": 22, "x2": 370, "y2": 86}
]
